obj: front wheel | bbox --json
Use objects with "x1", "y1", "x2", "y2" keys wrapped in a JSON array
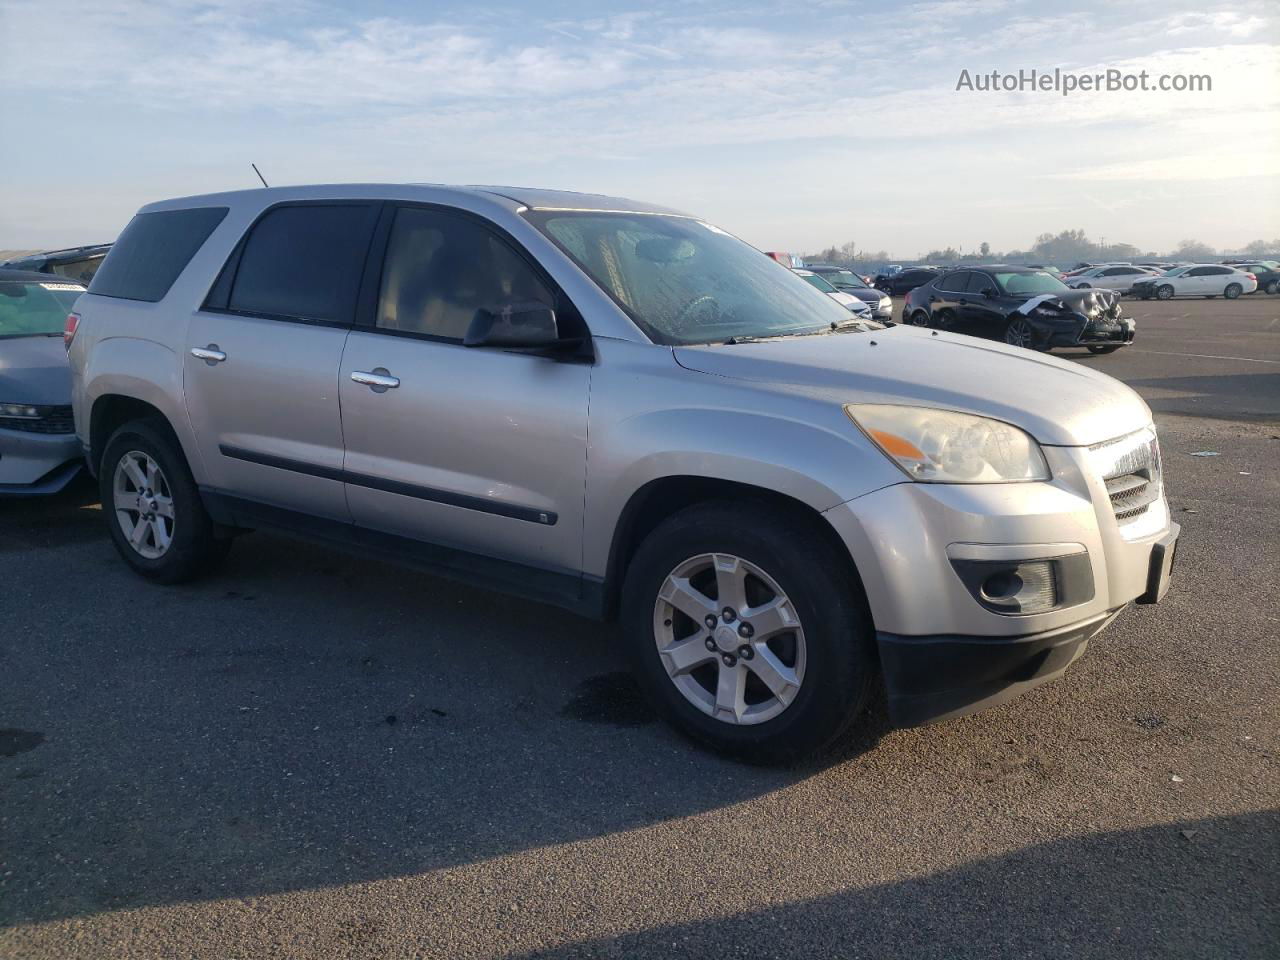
[
  {"x1": 621, "y1": 501, "x2": 876, "y2": 764},
  {"x1": 101, "y1": 419, "x2": 231, "y2": 584},
  {"x1": 1004, "y1": 316, "x2": 1043, "y2": 350},
  {"x1": 1156, "y1": 284, "x2": 1175, "y2": 300},
  {"x1": 1265, "y1": 281, "x2": 1278, "y2": 295},
  {"x1": 1224, "y1": 283, "x2": 1242, "y2": 299}
]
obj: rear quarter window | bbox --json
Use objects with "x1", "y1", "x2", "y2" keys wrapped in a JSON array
[{"x1": 89, "y1": 207, "x2": 228, "y2": 302}]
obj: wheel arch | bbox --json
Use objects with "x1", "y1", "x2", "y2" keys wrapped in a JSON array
[
  {"x1": 90, "y1": 394, "x2": 185, "y2": 478},
  {"x1": 599, "y1": 475, "x2": 871, "y2": 623}
]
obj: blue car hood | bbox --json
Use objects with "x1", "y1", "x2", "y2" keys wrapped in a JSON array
[{"x1": 0, "y1": 335, "x2": 72, "y2": 405}]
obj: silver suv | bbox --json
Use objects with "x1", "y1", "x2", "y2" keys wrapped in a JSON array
[{"x1": 68, "y1": 185, "x2": 1179, "y2": 762}]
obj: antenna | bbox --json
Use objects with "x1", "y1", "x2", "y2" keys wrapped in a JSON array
[{"x1": 251, "y1": 163, "x2": 269, "y2": 188}]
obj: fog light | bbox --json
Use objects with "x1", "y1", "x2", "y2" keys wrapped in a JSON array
[
  {"x1": 950, "y1": 553, "x2": 1094, "y2": 616},
  {"x1": 979, "y1": 562, "x2": 1056, "y2": 613}
]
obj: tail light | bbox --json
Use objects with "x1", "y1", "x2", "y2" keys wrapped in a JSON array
[
  {"x1": 1246, "y1": 273, "x2": 1256, "y2": 281},
  {"x1": 64, "y1": 312, "x2": 80, "y2": 350}
]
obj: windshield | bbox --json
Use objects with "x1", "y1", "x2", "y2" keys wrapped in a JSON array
[
  {"x1": 527, "y1": 211, "x2": 879, "y2": 344},
  {"x1": 825, "y1": 269, "x2": 869, "y2": 289},
  {"x1": 994, "y1": 271, "x2": 1070, "y2": 296},
  {"x1": 0, "y1": 280, "x2": 84, "y2": 338},
  {"x1": 801, "y1": 273, "x2": 837, "y2": 294}
]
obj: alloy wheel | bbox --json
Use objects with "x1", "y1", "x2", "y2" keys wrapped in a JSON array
[
  {"x1": 1005, "y1": 318, "x2": 1035, "y2": 348},
  {"x1": 112, "y1": 450, "x2": 175, "y2": 559},
  {"x1": 652, "y1": 553, "x2": 806, "y2": 725}
]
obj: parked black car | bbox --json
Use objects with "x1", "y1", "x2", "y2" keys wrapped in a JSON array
[
  {"x1": 1232, "y1": 261, "x2": 1280, "y2": 294},
  {"x1": 873, "y1": 266, "x2": 941, "y2": 296},
  {"x1": 0, "y1": 244, "x2": 112, "y2": 285},
  {"x1": 902, "y1": 265, "x2": 1135, "y2": 353}
]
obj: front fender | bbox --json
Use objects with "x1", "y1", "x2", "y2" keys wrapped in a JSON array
[{"x1": 581, "y1": 343, "x2": 905, "y2": 577}]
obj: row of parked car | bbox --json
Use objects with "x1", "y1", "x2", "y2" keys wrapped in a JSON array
[{"x1": 865, "y1": 259, "x2": 1278, "y2": 300}]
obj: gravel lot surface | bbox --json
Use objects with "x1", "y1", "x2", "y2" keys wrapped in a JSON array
[{"x1": 2, "y1": 296, "x2": 1277, "y2": 959}]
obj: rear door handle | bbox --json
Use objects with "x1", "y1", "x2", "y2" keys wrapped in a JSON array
[
  {"x1": 191, "y1": 345, "x2": 226, "y2": 364},
  {"x1": 351, "y1": 368, "x2": 400, "y2": 392}
]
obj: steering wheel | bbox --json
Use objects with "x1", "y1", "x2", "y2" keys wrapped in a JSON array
[{"x1": 672, "y1": 294, "x2": 721, "y2": 328}]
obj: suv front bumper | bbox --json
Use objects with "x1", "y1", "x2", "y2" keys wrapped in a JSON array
[{"x1": 823, "y1": 442, "x2": 1178, "y2": 725}]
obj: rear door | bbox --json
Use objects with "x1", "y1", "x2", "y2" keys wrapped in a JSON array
[
  {"x1": 184, "y1": 201, "x2": 380, "y2": 520},
  {"x1": 338, "y1": 204, "x2": 590, "y2": 577}
]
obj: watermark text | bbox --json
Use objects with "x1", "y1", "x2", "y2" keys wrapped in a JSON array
[{"x1": 955, "y1": 68, "x2": 1211, "y2": 96}]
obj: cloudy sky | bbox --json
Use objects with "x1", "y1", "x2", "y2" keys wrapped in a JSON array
[{"x1": 1, "y1": 0, "x2": 1276, "y2": 255}]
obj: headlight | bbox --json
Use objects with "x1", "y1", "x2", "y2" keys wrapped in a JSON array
[
  {"x1": 0, "y1": 403, "x2": 41, "y2": 419},
  {"x1": 845, "y1": 404, "x2": 1050, "y2": 483}
]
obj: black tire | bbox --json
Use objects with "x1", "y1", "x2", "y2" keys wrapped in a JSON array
[
  {"x1": 1156, "y1": 285, "x2": 1175, "y2": 300},
  {"x1": 620, "y1": 500, "x2": 877, "y2": 764},
  {"x1": 1087, "y1": 345, "x2": 1121, "y2": 355},
  {"x1": 1224, "y1": 283, "x2": 1242, "y2": 300},
  {"x1": 1265, "y1": 281, "x2": 1278, "y2": 295},
  {"x1": 1077, "y1": 283, "x2": 1091, "y2": 289},
  {"x1": 100, "y1": 418, "x2": 231, "y2": 584},
  {"x1": 909, "y1": 310, "x2": 931, "y2": 327},
  {"x1": 1004, "y1": 315, "x2": 1046, "y2": 351}
]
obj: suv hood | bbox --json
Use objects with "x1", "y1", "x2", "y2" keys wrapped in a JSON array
[
  {"x1": 0, "y1": 335, "x2": 72, "y2": 405},
  {"x1": 673, "y1": 325, "x2": 1150, "y2": 446}
]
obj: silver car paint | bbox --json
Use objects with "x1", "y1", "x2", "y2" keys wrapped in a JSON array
[{"x1": 72, "y1": 183, "x2": 1171, "y2": 642}]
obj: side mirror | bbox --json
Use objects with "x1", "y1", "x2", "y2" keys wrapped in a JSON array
[{"x1": 464, "y1": 302, "x2": 560, "y2": 349}]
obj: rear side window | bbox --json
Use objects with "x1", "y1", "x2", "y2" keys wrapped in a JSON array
[
  {"x1": 89, "y1": 207, "x2": 227, "y2": 302},
  {"x1": 224, "y1": 204, "x2": 379, "y2": 324}
]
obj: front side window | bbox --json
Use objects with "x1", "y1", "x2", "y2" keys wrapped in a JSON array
[
  {"x1": 526, "y1": 211, "x2": 874, "y2": 344},
  {"x1": 377, "y1": 207, "x2": 554, "y2": 341},
  {"x1": 228, "y1": 204, "x2": 378, "y2": 323},
  {"x1": 993, "y1": 271, "x2": 1069, "y2": 296},
  {"x1": 965, "y1": 272, "x2": 994, "y2": 293},
  {"x1": 0, "y1": 280, "x2": 85, "y2": 338}
]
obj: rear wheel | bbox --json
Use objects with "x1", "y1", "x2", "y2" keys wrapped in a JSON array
[
  {"x1": 101, "y1": 419, "x2": 230, "y2": 584},
  {"x1": 1156, "y1": 284, "x2": 1175, "y2": 300},
  {"x1": 621, "y1": 501, "x2": 876, "y2": 764},
  {"x1": 1224, "y1": 283, "x2": 1242, "y2": 299},
  {"x1": 909, "y1": 310, "x2": 930, "y2": 327}
]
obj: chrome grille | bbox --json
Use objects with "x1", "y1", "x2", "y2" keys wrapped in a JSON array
[
  {"x1": 1088, "y1": 427, "x2": 1162, "y2": 525},
  {"x1": 0, "y1": 405, "x2": 75, "y2": 435}
]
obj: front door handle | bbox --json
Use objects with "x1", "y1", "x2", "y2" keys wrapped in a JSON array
[
  {"x1": 191, "y1": 345, "x2": 227, "y2": 364},
  {"x1": 351, "y1": 368, "x2": 400, "y2": 392}
]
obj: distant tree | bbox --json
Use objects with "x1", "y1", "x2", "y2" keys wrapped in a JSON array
[
  {"x1": 979, "y1": 241, "x2": 990, "y2": 257},
  {"x1": 1174, "y1": 239, "x2": 1216, "y2": 259},
  {"x1": 1242, "y1": 239, "x2": 1280, "y2": 256},
  {"x1": 1031, "y1": 229, "x2": 1097, "y2": 263}
]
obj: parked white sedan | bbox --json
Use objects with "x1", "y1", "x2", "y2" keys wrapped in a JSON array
[
  {"x1": 1066, "y1": 264, "x2": 1157, "y2": 293},
  {"x1": 1131, "y1": 264, "x2": 1259, "y2": 300},
  {"x1": 793, "y1": 269, "x2": 873, "y2": 317}
]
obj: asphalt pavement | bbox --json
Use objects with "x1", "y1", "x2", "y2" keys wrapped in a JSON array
[{"x1": 1, "y1": 296, "x2": 1277, "y2": 959}]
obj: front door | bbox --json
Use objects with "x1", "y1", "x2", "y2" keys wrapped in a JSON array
[{"x1": 338, "y1": 204, "x2": 590, "y2": 577}]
